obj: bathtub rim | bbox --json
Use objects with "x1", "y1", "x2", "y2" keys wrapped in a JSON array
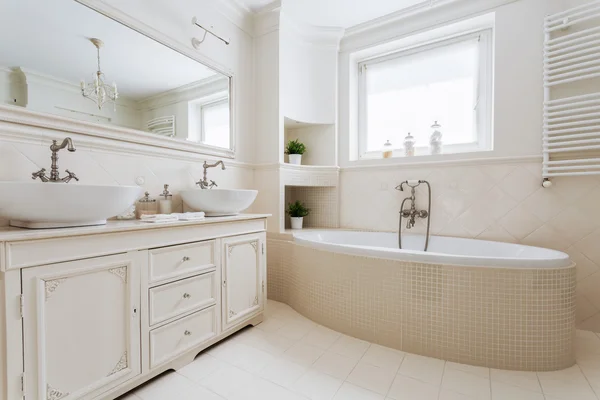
[{"x1": 293, "y1": 231, "x2": 572, "y2": 269}]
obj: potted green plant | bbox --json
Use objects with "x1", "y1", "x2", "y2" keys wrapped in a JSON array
[
  {"x1": 285, "y1": 139, "x2": 306, "y2": 165},
  {"x1": 286, "y1": 200, "x2": 310, "y2": 229}
]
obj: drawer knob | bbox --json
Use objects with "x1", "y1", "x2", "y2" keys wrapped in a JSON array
[
  {"x1": 184, "y1": 330, "x2": 192, "y2": 336},
  {"x1": 183, "y1": 293, "x2": 191, "y2": 299},
  {"x1": 182, "y1": 256, "x2": 190, "y2": 262}
]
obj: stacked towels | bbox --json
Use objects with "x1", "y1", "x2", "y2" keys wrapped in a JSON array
[{"x1": 140, "y1": 212, "x2": 206, "y2": 223}]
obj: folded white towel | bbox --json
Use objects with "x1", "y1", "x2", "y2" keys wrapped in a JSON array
[
  {"x1": 138, "y1": 212, "x2": 205, "y2": 223},
  {"x1": 140, "y1": 214, "x2": 179, "y2": 223},
  {"x1": 141, "y1": 214, "x2": 176, "y2": 220},
  {"x1": 175, "y1": 212, "x2": 206, "y2": 221}
]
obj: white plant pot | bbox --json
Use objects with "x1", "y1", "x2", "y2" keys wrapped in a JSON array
[
  {"x1": 289, "y1": 154, "x2": 302, "y2": 165},
  {"x1": 291, "y1": 217, "x2": 304, "y2": 230}
]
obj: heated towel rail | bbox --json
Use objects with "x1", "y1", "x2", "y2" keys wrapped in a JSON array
[
  {"x1": 147, "y1": 116, "x2": 176, "y2": 138},
  {"x1": 543, "y1": 1, "x2": 600, "y2": 185}
]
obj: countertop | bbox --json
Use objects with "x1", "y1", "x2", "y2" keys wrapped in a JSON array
[{"x1": 0, "y1": 214, "x2": 271, "y2": 242}]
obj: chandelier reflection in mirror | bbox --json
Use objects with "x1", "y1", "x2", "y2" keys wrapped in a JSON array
[{"x1": 80, "y1": 38, "x2": 118, "y2": 110}]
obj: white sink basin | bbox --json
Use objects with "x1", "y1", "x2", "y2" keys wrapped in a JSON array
[
  {"x1": 180, "y1": 188, "x2": 258, "y2": 217},
  {"x1": 0, "y1": 182, "x2": 142, "y2": 228}
]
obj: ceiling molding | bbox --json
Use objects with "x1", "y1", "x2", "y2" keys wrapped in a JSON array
[
  {"x1": 214, "y1": 0, "x2": 284, "y2": 38},
  {"x1": 212, "y1": 0, "x2": 255, "y2": 36},
  {"x1": 254, "y1": 0, "x2": 282, "y2": 14},
  {"x1": 253, "y1": 4, "x2": 282, "y2": 37},
  {"x1": 137, "y1": 75, "x2": 227, "y2": 109},
  {"x1": 341, "y1": 0, "x2": 519, "y2": 52},
  {"x1": 344, "y1": 0, "x2": 455, "y2": 37},
  {"x1": 280, "y1": 12, "x2": 345, "y2": 49}
]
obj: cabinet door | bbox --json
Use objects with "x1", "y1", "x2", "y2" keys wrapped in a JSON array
[
  {"x1": 22, "y1": 252, "x2": 142, "y2": 400},
  {"x1": 222, "y1": 233, "x2": 265, "y2": 331}
]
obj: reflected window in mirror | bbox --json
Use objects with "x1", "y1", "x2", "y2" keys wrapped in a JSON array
[
  {"x1": 188, "y1": 83, "x2": 230, "y2": 149},
  {"x1": 201, "y1": 99, "x2": 230, "y2": 149}
]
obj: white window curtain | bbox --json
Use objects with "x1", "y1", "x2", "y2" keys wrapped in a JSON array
[{"x1": 358, "y1": 30, "x2": 492, "y2": 158}]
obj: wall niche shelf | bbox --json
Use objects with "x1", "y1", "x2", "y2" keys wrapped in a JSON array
[
  {"x1": 284, "y1": 185, "x2": 339, "y2": 230},
  {"x1": 284, "y1": 117, "x2": 336, "y2": 167}
]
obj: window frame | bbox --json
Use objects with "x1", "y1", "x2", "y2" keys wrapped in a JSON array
[{"x1": 357, "y1": 28, "x2": 494, "y2": 160}]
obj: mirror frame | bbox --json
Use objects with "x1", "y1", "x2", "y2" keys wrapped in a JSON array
[{"x1": 0, "y1": 0, "x2": 236, "y2": 159}]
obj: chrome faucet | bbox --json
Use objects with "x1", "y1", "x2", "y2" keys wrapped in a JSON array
[
  {"x1": 32, "y1": 138, "x2": 79, "y2": 183},
  {"x1": 396, "y1": 180, "x2": 432, "y2": 251},
  {"x1": 196, "y1": 160, "x2": 225, "y2": 189}
]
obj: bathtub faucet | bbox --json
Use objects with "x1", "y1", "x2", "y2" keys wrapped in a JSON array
[{"x1": 396, "y1": 180, "x2": 432, "y2": 252}]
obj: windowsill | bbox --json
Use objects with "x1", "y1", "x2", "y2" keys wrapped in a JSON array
[
  {"x1": 360, "y1": 143, "x2": 491, "y2": 160},
  {"x1": 345, "y1": 149, "x2": 542, "y2": 170}
]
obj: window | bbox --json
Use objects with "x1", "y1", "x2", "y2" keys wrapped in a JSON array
[
  {"x1": 357, "y1": 29, "x2": 493, "y2": 159},
  {"x1": 200, "y1": 99, "x2": 230, "y2": 149}
]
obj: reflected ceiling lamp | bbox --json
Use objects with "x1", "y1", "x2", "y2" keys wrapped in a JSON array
[{"x1": 80, "y1": 38, "x2": 118, "y2": 110}]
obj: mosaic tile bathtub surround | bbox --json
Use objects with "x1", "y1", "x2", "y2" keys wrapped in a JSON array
[{"x1": 267, "y1": 239, "x2": 577, "y2": 371}]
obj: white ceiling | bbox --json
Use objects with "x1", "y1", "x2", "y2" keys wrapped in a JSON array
[
  {"x1": 0, "y1": 0, "x2": 222, "y2": 100},
  {"x1": 237, "y1": 0, "x2": 430, "y2": 28}
]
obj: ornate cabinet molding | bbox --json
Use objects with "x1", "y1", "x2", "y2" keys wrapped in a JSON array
[{"x1": 45, "y1": 278, "x2": 67, "y2": 301}]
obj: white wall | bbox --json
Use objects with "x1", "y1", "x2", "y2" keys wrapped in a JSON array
[
  {"x1": 254, "y1": 12, "x2": 281, "y2": 165},
  {"x1": 279, "y1": 13, "x2": 338, "y2": 125}
]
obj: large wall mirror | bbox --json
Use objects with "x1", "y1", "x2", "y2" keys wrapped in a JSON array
[{"x1": 0, "y1": 0, "x2": 234, "y2": 156}]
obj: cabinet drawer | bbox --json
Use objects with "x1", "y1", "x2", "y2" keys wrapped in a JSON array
[
  {"x1": 150, "y1": 306, "x2": 217, "y2": 368},
  {"x1": 149, "y1": 240, "x2": 215, "y2": 284},
  {"x1": 149, "y1": 272, "x2": 217, "y2": 326}
]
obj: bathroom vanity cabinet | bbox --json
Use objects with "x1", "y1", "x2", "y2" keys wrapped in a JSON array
[{"x1": 0, "y1": 215, "x2": 269, "y2": 400}]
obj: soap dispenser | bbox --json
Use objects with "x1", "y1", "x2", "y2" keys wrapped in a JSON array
[
  {"x1": 136, "y1": 192, "x2": 158, "y2": 219},
  {"x1": 159, "y1": 184, "x2": 173, "y2": 214}
]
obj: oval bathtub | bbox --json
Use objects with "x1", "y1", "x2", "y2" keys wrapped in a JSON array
[
  {"x1": 293, "y1": 231, "x2": 572, "y2": 268},
  {"x1": 270, "y1": 231, "x2": 576, "y2": 371}
]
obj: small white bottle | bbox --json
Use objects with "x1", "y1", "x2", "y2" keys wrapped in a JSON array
[
  {"x1": 404, "y1": 133, "x2": 415, "y2": 157},
  {"x1": 158, "y1": 184, "x2": 173, "y2": 214},
  {"x1": 430, "y1": 121, "x2": 443, "y2": 155}
]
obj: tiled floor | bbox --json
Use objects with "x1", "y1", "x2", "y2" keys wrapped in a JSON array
[{"x1": 120, "y1": 300, "x2": 600, "y2": 400}]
